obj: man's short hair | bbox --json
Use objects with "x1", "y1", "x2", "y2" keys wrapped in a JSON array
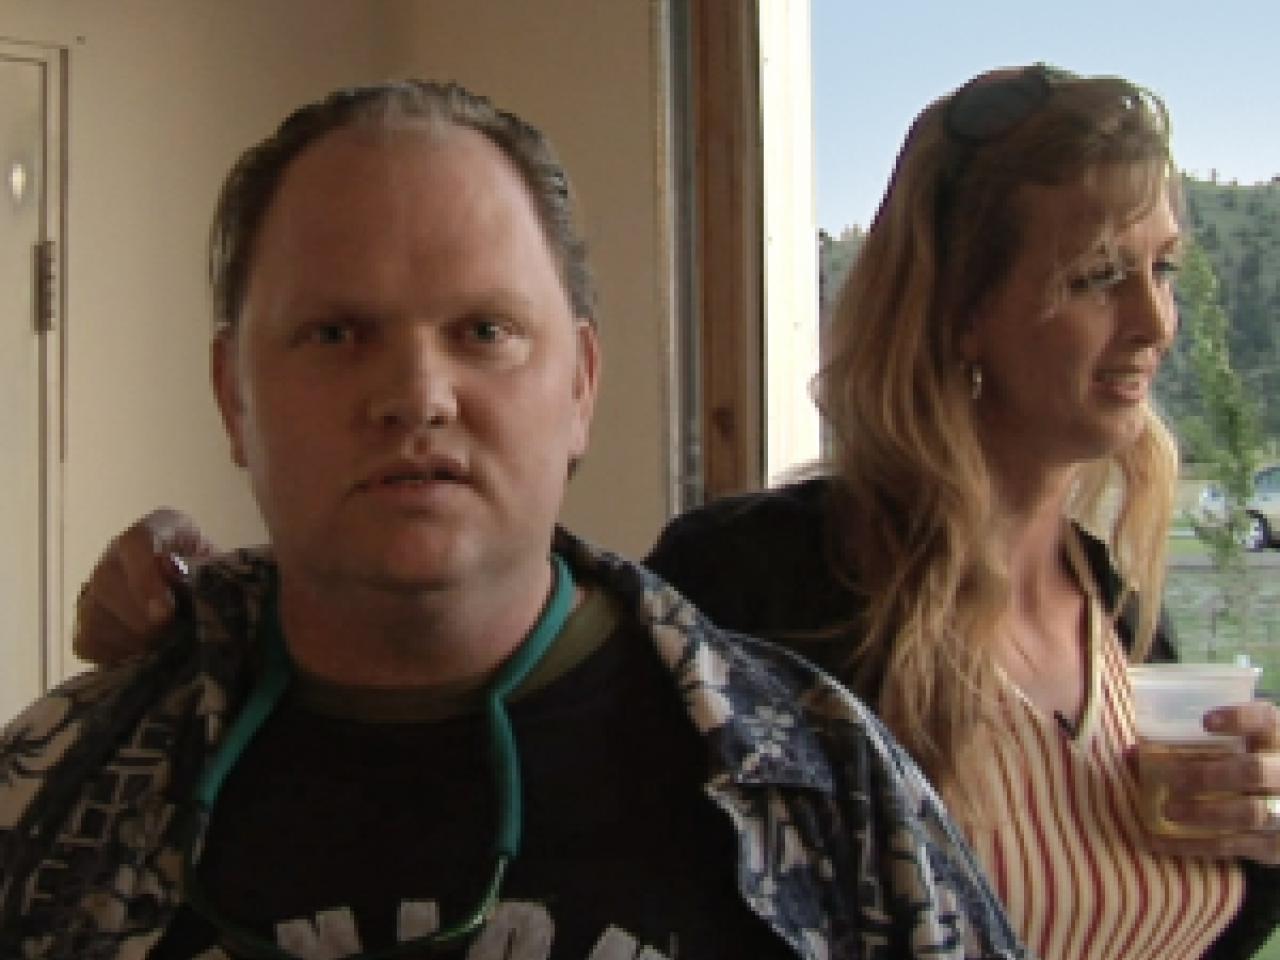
[{"x1": 209, "y1": 80, "x2": 597, "y2": 330}]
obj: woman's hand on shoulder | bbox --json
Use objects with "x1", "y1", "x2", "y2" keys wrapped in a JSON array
[{"x1": 73, "y1": 508, "x2": 221, "y2": 666}]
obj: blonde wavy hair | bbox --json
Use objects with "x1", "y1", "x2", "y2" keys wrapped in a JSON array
[{"x1": 813, "y1": 66, "x2": 1180, "y2": 813}]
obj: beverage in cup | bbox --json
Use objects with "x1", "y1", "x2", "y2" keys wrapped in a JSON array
[{"x1": 1127, "y1": 663, "x2": 1261, "y2": 838}]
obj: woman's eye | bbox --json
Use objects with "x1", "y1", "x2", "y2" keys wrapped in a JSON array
[
  {"x1": 1154, "y1": 259, "x2": 1182, "y2": 285},
  {"x1": 1068, "y1": 263, "x2": 1124, "y2": 296}
]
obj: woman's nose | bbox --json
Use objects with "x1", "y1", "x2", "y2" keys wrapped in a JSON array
[{"x1": 1123, "y1": 272, "x2": 1177, "y2": 346}]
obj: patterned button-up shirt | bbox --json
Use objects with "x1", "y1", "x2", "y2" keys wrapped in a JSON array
[{"x1": 0, "y1": 530, "x2": 1030, "y2": 960}]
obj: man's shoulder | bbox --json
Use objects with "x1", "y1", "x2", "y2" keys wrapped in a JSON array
[
  {"x1": 187, "y1": 546, "x2": 276, "y2": 627},
  {"x1": 561, "y1": 534, "x2": 1025, "y2": 958},
  {"x1": 1, "y1": 662, "x2": 139, "y2": 762},
  {"x1": 557, "y1": 526, "x2": 886, "y2": 765},
  {"x1": 0, "y1": 653, "x2": 189, "y2": 873},
  {"x1": 0, "y1": 550, "x2": 273, "y2": 835}
]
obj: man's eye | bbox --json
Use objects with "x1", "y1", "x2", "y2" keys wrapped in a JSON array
[
  {"x1": 455, "y1": 318, "x2": 531, "y2": 366},
  {"x1": 306, "y1": 322, "x2": 357, "y2": 345},
  {"x1": 466, "y1": 319, "x2": 510, "y2": 344}
]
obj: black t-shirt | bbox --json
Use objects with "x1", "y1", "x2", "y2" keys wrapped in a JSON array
[{"x1": 150, "y1": 594, "x2": 792, "y2": 960}]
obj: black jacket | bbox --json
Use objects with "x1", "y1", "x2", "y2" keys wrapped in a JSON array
[{"x1": 645, "y1": 475, "x2": 1276, "y2": 960}]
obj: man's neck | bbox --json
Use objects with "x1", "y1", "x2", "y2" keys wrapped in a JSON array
[{"x1": 274, "y1": 559, "x2": 558, "y2": 688}]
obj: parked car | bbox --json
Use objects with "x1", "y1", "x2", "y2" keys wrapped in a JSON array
[{"x1": 1196, "y1": 462, "x2": 1280, "y2": 551}]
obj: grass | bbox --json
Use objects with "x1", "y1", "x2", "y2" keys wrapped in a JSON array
[
  {"x1": 1166, "y1": 470, "x2": 1280, "y2": 674},
  {"x1": 1259, "y1": 927, "x2": 1280, "y2": 959},
  {"x1": 1166, "y1": 532, "x2": 1204, "y2": 557},
  {"x1": 1164, "y1": 561, "x2": 1280, "y2": 684}
]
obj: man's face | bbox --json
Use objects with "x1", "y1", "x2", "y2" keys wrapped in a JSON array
[{"x1": 213, "y1": 124, "x2": 599, "y2": 598}]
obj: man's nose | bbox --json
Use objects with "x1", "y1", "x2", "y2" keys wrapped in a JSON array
[{"x1": 366, "y1": 330, "x2": 458, "y2": 430}]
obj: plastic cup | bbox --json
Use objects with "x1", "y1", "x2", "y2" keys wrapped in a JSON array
[{"x1": 1127, "y1": 663, "x2": 1261, "y2": 837}]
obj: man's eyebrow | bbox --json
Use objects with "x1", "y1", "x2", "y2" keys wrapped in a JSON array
[
  {"x1": 454, "y1": 287, "x2": 576, "y2": 323},
  {"x1": 289, "y1": 298, "x2": 379, "y2": 323},
  {"x1": 462, "y1": 289, "x2": 537, "y2": 314},
  {"x1": 291, "y1": 289, "x2": 540, "y2": 319}
]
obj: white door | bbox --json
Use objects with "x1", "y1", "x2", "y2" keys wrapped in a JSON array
[{"x1": 0, "y1": 41, "x2": 64, "y2": 723}]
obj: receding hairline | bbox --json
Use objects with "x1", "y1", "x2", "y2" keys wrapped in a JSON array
[{"x1": 217, "y1": 112, "x2": 583, "y2": 328}]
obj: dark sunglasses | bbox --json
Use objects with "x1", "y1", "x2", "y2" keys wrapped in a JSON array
[
  {"x1": 934, "y1": 63, "x2": 1077, "y2": 232},
  {"x1": 943, "y1": 63, "x2": 1075, "y2": 146}
]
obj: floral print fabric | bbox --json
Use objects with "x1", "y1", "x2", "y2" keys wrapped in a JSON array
[{"x1": 0, "y1": 531, "x2": 1029, "y2": 960}]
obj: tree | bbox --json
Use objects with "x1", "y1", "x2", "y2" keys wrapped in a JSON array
[
  {"x1": 1181, "y1": 240, "x2": 1261, "y2": 652},
  {"x1": 818, "y1": 227, "x2": 862, "y2": 315}
]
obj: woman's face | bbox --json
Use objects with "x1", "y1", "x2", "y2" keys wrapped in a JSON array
[{"x1": 962, "y1": 178, "x2": 1181, "y2": 477}]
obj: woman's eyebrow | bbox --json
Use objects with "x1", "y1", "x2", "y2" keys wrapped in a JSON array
[{"x1": 1112, "y1": 232, "x2": 1184, "y2": 266}]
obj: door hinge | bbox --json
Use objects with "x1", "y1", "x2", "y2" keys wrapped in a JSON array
[{"x1": 34, "y1": 239, "x2": 56, "y2": 333}]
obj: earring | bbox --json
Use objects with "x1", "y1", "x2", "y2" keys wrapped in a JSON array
[{"x1": 969, "y1": 362, "x2": 983, "y2": 401}]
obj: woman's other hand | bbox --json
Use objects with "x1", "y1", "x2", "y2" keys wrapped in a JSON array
[
  {"x1": 72, "y1": 508, "x2": 220, "y2": 665},
  {"x1": 1145, "y1": 700, "x2": 1280, "y2": 865}
]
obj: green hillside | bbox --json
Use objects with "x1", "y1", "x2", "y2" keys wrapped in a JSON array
[
  {"x1": 1161, "y1": 176, "x2": 1280, "y2": 451},
  {"x1": 817, "y1": 226, "x2": 863, "y2": 314}
]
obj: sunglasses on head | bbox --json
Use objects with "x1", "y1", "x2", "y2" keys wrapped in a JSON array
[
  {"x1": 933, "y1": 64, "x2": 1078, "y2": 230},
  {"x1": 943, "y1": 63, "x2": 1076, "y2": 146}
]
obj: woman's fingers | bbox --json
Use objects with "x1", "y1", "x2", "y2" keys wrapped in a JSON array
[
  {"x1": 1144, "y1": 701, "x2": 1280, "y2": 865},
  {"x1": 71, "y1": 509, "x2": 220, "y2": 664}
]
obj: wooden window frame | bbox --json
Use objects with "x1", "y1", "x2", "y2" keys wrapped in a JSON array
[{"x1": 687, "y1": 0, "x2": 764, "y2": 502}]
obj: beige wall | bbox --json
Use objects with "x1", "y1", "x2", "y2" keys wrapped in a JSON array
[{"x1": 0, "y1": 0, "x2": 673, "y2": 677}]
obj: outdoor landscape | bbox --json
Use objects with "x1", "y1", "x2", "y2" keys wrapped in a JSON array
[{"x1": 1124, "y1": 176, "x2": 1280, "y2": 688}]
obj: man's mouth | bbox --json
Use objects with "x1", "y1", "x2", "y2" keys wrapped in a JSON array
[
  {"x1": 378, "y1": 467, "x2": 460, "y2": 486},
  {"x1": 364, "y1": 457, "x2": 469, "y2": 491}
]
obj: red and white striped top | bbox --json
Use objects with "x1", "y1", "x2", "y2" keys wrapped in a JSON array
[{"x1": 965, "y1": 589, "x2": 1244, "y2": 959}]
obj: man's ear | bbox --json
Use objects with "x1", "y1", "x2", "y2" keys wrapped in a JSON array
[
  {"x1": 211, "y1": 329, "x2": 247, "y2": 469},
  {"x1": 568, "y1": 319, "x2": 601, "y2": 461}
]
